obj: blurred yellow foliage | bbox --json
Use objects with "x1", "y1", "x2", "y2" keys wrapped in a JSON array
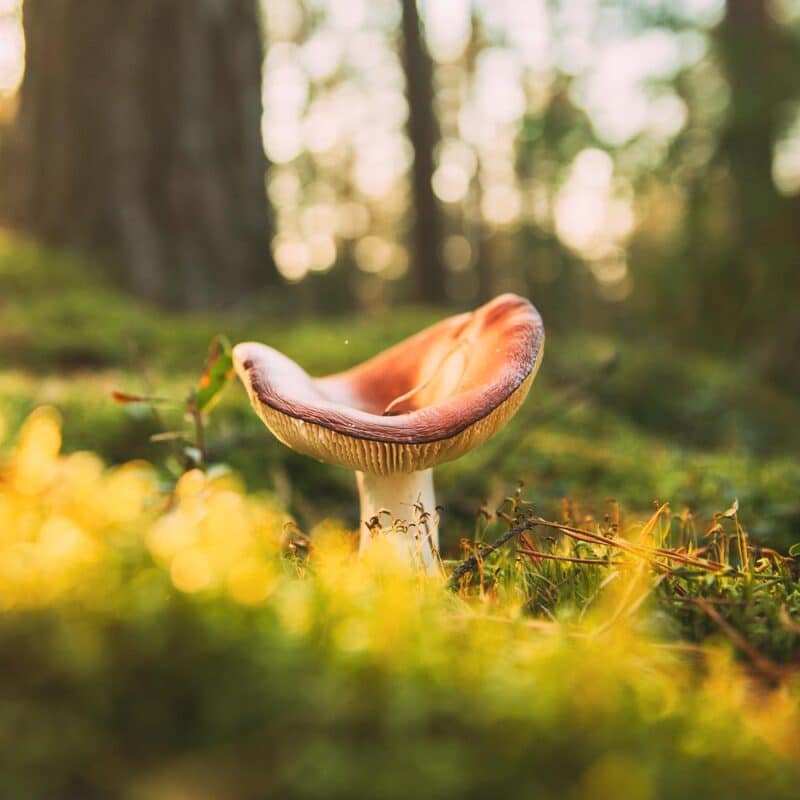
[
  {"x1": 0, "y1": 407, "x2": 288, "y2": 609},
  {"x1": 0, "y1": 404, "x2": 798, "y2": 786}
]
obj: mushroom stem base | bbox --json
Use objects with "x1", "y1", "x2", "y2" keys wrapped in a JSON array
[{"x1": 356, "y1": 469, "x2": 439, "y2": 570}]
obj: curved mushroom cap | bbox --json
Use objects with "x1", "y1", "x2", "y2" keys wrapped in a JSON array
[{"x1": 234, "y1": 293, "x2": 544, "y2": 476}]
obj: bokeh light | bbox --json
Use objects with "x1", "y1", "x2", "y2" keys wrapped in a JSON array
[{"x1": 0, "y1": 0, "x2": 22, "y2": 100}]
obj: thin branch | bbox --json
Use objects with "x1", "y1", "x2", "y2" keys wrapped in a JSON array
[
  {"x1": 190, "y1": 406, "x2": 207, "y2": 470},
  {"x1": 382, "y1": 336, "x2": 471, "y2": 416},
  {"x1": 691, "y1": 596, "x2": 784, "y2": 682},
  {"x1": 448, "y1": 516, "x2": 534, "y2": 589},
  {"x1": 517, "y1": 547, "x2": 627, "y2": 567},
  {"x1": 528, "y1": 516, "x2": 731, "y2": 573}
]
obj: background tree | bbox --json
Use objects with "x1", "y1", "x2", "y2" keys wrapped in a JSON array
[
  {"x1": 0, "y1": 0, "x2": 279, "y2": 308},
  {"x1": 400, "y1": 0, "x2": 446, "y2": 304},
  {"x1": 640, "y1": 0, "x2": 800, "y2": 385},
  {"x1": 709, "y1": 0, "x2": 800, "y2": 382}
]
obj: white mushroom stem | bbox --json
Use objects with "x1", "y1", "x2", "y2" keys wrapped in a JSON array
[{"x1": 355, "y1": 469, "x2": 439, "y2": 570}]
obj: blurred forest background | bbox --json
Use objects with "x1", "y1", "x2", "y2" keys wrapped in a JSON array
[
  {"x1": 0, "y1": 0, "x2": 799, "y2": 545},
  {"x1": 1, "y1": 0, "x2": 799, "y2": 377}
]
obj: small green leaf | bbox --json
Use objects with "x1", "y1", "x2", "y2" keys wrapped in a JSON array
[
  {"x1": 789, "y1": 542, "x2": 800, "y2": 558},
  {"x1": 189, "y1": 335, "x2": 235, "y2": 413}
]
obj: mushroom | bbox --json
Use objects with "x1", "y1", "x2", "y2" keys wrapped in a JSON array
[{"x1": 233, "y1": 293, "x2": 544, "y2": 569}]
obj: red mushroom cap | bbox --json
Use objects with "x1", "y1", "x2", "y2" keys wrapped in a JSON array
[{"x1": 234, "y1": 293, "x2": 544, "y2": 475}]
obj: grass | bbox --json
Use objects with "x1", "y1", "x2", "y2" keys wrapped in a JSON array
[
  {"x1": 1, "y1": 233, "x2": 799, "y2": 797},
  {"x1": 454, "y1": 498, "x2": 800, "y2": 668}
]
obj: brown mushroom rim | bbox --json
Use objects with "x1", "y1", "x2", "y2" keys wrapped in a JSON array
[
  {"x1": 238, "y1": 368, "x2": 538, "y2": 475},
  {"x1": 234, "y1": 293, "x2": 544, "y2": 447}
]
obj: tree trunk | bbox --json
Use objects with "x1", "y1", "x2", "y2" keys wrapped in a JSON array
[
  {"x1": 709, "y1": 0, "x2": 800, "y2": 379},
  {"x1": 0, "y1": 0, "x2": 278, "y2": 308},
  {"x1": 399, "y1": 0, "x2": 446, "y2": 304}
]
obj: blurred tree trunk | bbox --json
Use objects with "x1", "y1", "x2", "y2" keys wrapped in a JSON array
[
  {"x1": 0, "y1": 0, "x2": 278, "y2": 308},
  {"x1": 464, "y1": 14, "x2": 493, "y2": 303},
  {"x1": 400, "y1": 0, "x2": 446, "y2": 304},
  {"x1": 705, "y1": 0, "x2": 800, "y2": 374}
]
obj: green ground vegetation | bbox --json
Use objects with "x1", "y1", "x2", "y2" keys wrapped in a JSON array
[
  {"x1": 1, "y1": 235, "x2": 799, "y2": 798},
  {"x1": 2, "y1": 233, "x2": 798, "y2": 550}
]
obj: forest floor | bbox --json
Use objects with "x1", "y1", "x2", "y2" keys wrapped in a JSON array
[{"x1": 1, "y1": 233, "x2": 799, "y2": 798}]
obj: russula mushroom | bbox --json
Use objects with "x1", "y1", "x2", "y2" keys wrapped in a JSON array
[{"x1": 233, "y1": 293, "x2": 544, "y2": 569}]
